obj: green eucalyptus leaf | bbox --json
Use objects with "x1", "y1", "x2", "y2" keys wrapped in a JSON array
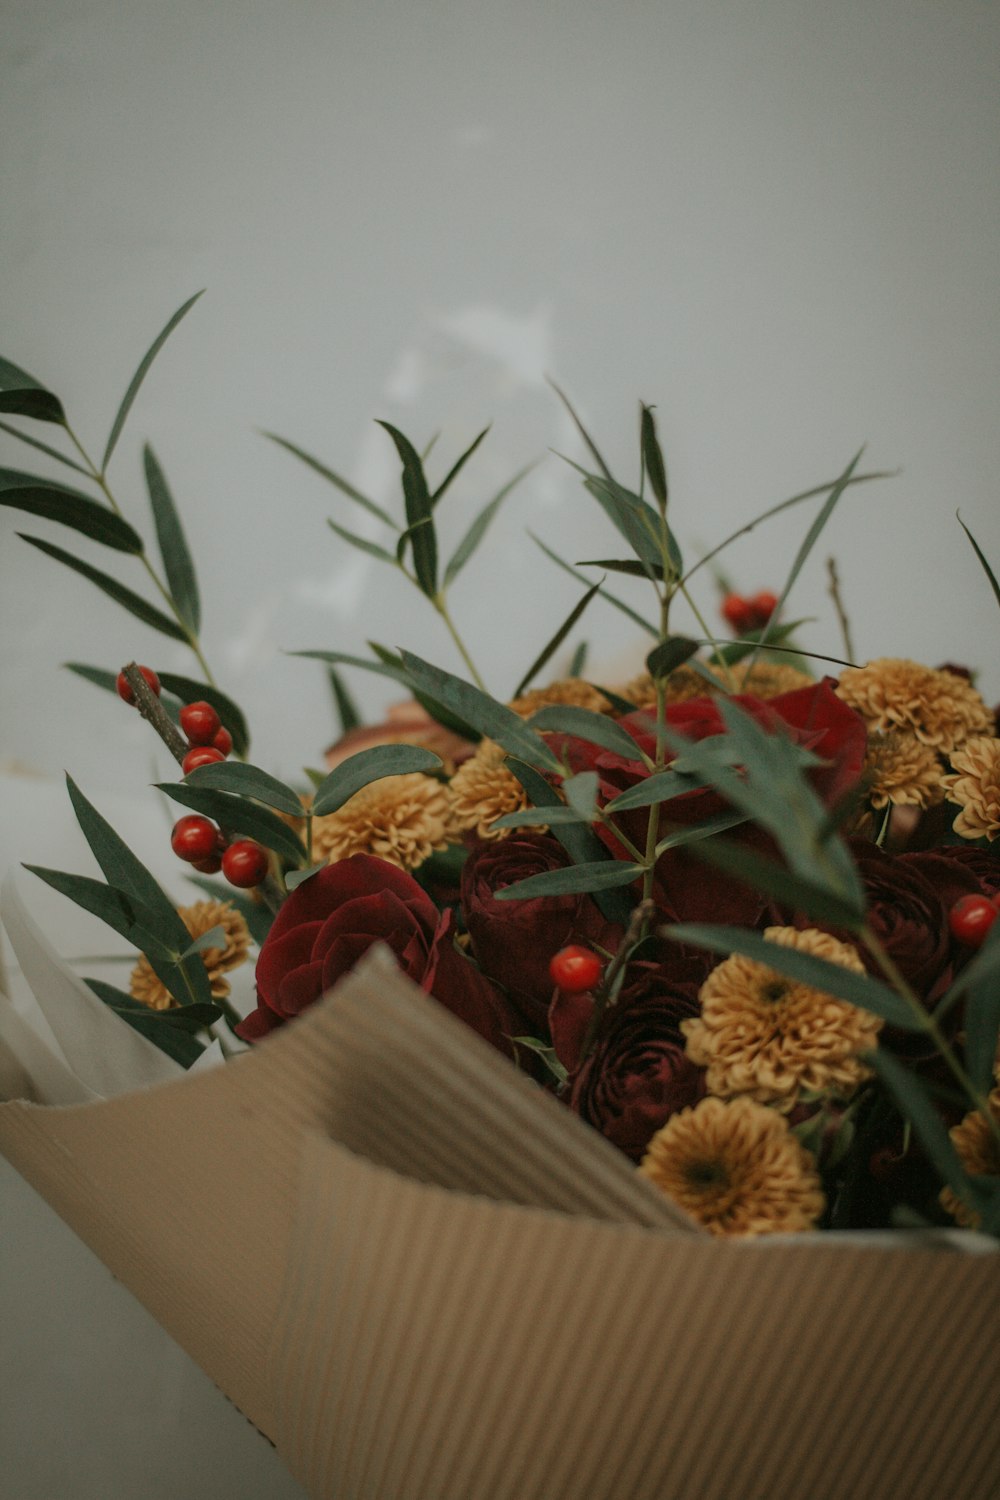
[
  {"x1": 530, "y1": 532, "x2": 657, "y2": 637},
  {"x1": 569, "y1": 640, "x2": 588, "y2": 677},
  {"x1": 329, "y1": 517, "x2": 398, "y2": 566},
  {"x1": 526, "y1": 704, "x2": 646, "y2": 761},
  {"x1": 64, "y1": 661, "x2": 121, "y2": 694},
  {"x1": 494, "y1": 860, "x2": 643, "y2": 901},
  {"x1": 640, "y1": 404, "x2": 668, "y2": 508},
  {"x1": 491, "y1": 805, "x2": 587, "y2": 829},
  {"x1": 155, "y1": 673, "x2": 250, "y2": 757},
  {"x1": 711, "y1": 618, "x2": 811, "y2": 665},
  {"x1": 512, "y1": 578, "x2": 604, "y2": 699},
  {"x1": 0, "y1": 355, "x2": 65, "y2": 423},
  {"x1": 102, "y1": 291, "x2": 204, "y2": 472},
  {"x1": 262, "y1": 431, "x2": 398, "y2": 529},
  {"x1": 866, "y1": 1047, "x2": 985, "y2": 1216},
  {"x1": 184, "y1": 761, "x2": 304, "y2": 817},
  {"x1": 328, "y1": 667, "x2": 362, "y2": 734},
  {"x1": 687, "y1": 839, "x2": 865, "y2": 928},
  {"x1": 665, "y1": 923, "x2": 917, "y2": 1029},
  {"x1": 957, "y1": 513, "x2": 1000, "y2": 613},
  {"x1": 563, "y1": 770, "x2": 599, "y2": 821},
  {"x1": 603, "y1": 768, "x2": 692, "y2": 813},
  {"x1": 290, "y1": 648, "x2": 409, "y2": 686},
  {"x1": 646, "y1": 636, "x2": 700, "y2": 680},
  {"x1": 144, "y1": 445, "x2": 200, "y2": 633},
  {"x1": 430, "y1": 424, "x2": 490, "y2": 505},
  {"x1": 400, "y1": 651, "x2": 558, "y2": 771},
  {"x1": 185, "y1": 875, "x2": 274, "y2": 945},
  {"x1": 376, "y1": 421, "x2": 437, "y2": 596},
  {"x1": 311, "y1": 744, "x2": 443, "y2": 817},
  {"x1": 394, "y1": 516, "x2": 434, "y2": 567},
  {"x1": 443, "y1": 463, "x2": 533, "y2": 588},
  {"x1": 0, "y1": 420, "x2": 89, "y2": 473},
  {"x1": 575, "y1": 557, "x2": 663, "y2": 579},
  {"x1": 0, "y1": 468, "x2": 143, "y2": 551},
  {"x1": 83, "y1": 978, "x2": 212, "y2": 1067},
  {"x1": 285, "y1": 863, "x2": 327, "y2": 891},
  {"x1": 547, "y1": 378, "x2": 614, "y2": 479},
  {"x1": 583, "y1": 474, "x2": 663, "y2": 579},
  {"x1": 179, "y1": 924, "x2": 228, "y2": 960},
  {"x1": 158, "y1": 782, "x2": 307, "y2": 865},
  {"x1": 23, "y1": 864, "x2": 145, "y2": 944},
  {"x1": 652, "y1": 812, "x2": 749, "y2": 857},
  {"x1": 19, "y1": 533, "x2": 188, "y2": 640}
]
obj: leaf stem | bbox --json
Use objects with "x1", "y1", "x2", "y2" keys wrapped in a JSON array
[{"x1": 434, "y1": 591, "x2": 487, "y2": 691}]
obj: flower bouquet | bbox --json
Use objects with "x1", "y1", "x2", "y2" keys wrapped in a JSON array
[{"x1": 1, "y1": 296, "x2": 999, "y2": 1500}]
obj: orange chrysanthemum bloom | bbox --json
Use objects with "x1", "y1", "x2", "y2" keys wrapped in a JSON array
[
  {"x1": 727, "y1": 660, "x2": 815, "y2": 699},
  {"x1": 616, "y1": 665, "x2": 718, "y2": 711},
  {"x1": 507, "y1": 677, "x2": 612, "y2": 718},
  {"x1": 939, "y1": 1091, "x2": 1000, "y2": 1229},
  {"x1": 129, "y1": 900, "x2": 251, "y2": 1011},
  {"x1": 682, "y1": 927, "x2": 880, "y2": 1109},
  {"x1": 448, "y1": 739, "x2": 544, "y2": 841},
  {"x1": 311, "y1": 773, "x2": 451, "y2": 870},
  {"x1": 863, "y1": 730, "x2": 946, "y2": 811},
  {"x1": 835, "y1": 658, "x2": 993, "y2": 755},
  {"x1": 639, "y1": 1095, "x2": 825, "y2": 1236},
  {"x1": 941, "y1": 735, "x2": 1000, "y2": 842}
]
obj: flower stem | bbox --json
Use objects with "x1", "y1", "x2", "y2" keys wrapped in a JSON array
[{"x1": 434, "y1": 592, "x2": 487, "y2": 690}]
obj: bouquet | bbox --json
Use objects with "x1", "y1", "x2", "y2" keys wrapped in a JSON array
[{"x1": 1, "y1": 295, "x2": 999, "y2": 1500}]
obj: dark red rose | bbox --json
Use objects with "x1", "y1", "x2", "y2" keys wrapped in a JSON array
[
  {"x1": 549, "y1": 679, "x2": 867, "y2": 924},
  {"x1": 554, "y1": 952, "x2": 709, "y2": 1161},
  {"x1": 237, "y1": 853, "x2": 524, "y2": 1057},
  {"x1": 460, "y1": 833, "x2": 621, "y2": 1029}
]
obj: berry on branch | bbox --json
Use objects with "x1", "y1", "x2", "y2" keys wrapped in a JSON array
[
  {"x1": 948, "y1": 894, "x2": 998, "y2": 949},
  {"x1": 549, "y1": 944, "x2": 603, "y2": 993},
  {"x1": 116, "y1": 666, "x2": 160, "y2": 703},
  {"x1": 182, "y1": 745, "x2": 226, "y2": 775},
  {"x1": 179, "y1": 700, "x2": 222, "y2": 745},
  {"x1": 170, "y1": 815, "x2": 220, "y2": 864},
  {"x1": 221, "y1": 839, "x2": 270, "y2": 889}
]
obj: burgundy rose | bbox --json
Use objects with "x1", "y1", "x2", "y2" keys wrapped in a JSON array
[
  {"x1": 237, "y1": 853, "x2": 524, "y2": 1057},
  {"x1": 554, "y1": 953, "x2": 709, "y2": 1161},
  {"x1": 460, "y1": 832, "x2": 621, "y2": 1029}
]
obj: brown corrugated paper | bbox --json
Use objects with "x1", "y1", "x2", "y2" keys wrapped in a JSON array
[{"x1": 2, "y1": 945, "x2": 998, "y2": 1500}]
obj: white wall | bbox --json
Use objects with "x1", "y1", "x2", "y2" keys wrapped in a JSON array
[{"x1": 2, "y1": 3, "x2": 999, "y2": 1495}]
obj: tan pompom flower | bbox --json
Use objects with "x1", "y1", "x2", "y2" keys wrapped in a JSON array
[
  {"x1": 682, "y1": 927, "x2": 880, "y2": 1110},
  {"x1": 311, "y1": 773, "x2": 451, "y2": 870},
  {"x1": 507, "y1": 677, "x2": 611, "y2": 717},
  {"x1": 129, "y1": 900, "x2": 251, "y2": 1011},
  {"x1": 941, "y1": 735, "x2": 1000, "y2": 842},
  {"x1": 448, "y1": 739, "x2": 545, "y2": 841},
  {"x1": 836, "y1": 658, "x2": 993, "y2": 755},
  {"x1": 863, "y1": 730, "x2": 946, "y2": 811},
  {"x1": 726, "y1": 660, "x2": 815, "y2": 699},
  {"x1": 638, "y1": 1095, "x2": 825, "y2": 1236},
  {"x1": 616, "y1": 665, "x2": 716, "y2": 711},
  {"x1": 939, "y1": 1091, "x2": 1000, "y2": 1229}
]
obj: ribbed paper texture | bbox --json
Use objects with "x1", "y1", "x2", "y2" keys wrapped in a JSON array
[{"x1": 2, "y1": 946, "x2": 998, "y2": 1499}]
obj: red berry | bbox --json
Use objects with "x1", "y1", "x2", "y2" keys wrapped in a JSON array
[
  {"x1": 179, "y1": 700, "x2": 222, "y2": 745},
  {"x1": 182, "y1": 745, "x2": 226, "y2": 775},
  {"x1": 115, "y1": 665, "x2": 161, "y2": 703},
  {"x1": 548, "y1": 944, "x2": 603, "y2": 994},
  {"x1": 721, "y1": 593, "x2": 754, "y2": 634},
  {"x1": 749, "y1": 589, "x2": 779, "y2": 627},
  {"x1": 170, "y1": 814, "x2": 219, "y2": 863},
  {"x1": 212, "y1": 726, "x2": 233, "y2": 756},
  {"x1": 192, "y1": 854, "x2": 223, "y2": 875},
  {"x1": 948, "y1": 894, "x2": 998, "y2": 948},
  {"x1": 221, "y1": 839, "x2": 270, "y2": 889}
]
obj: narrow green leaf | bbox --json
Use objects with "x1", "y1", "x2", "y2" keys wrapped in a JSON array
[
  {"x1": 262, "y1": 431, "x2": 398, "y2": 529},
  {"x1": 155, "y1": 673, "x2": 250, "y2": 757},
  {"x1": 652, "y1": 812, "x2": 749, "y2": 857},
  {"x1": 19, "y1": 533, "x2": 188, "y2": 640},
  {"x1": 957, "y1": 512, "x2": 1000, "y2": 612},
  {"x1": 377, "y1": 420, "x2": 437, "y2": 596},
  {"x1": 494, "y1": 860, "x2": 643, "y2": 901},
  {"x1": 158, "y1": 782, "x2": 307, "y2": 865},
  {"x1": 144, "y1": 445, "x2": 200, "y2": 633},
  {"x1": 285, "y1": 863, "x2": 327, "y2": 891},
  {"x1": 563, "y1": 770, "x2": 599, "y2": 821},
  {"x1": 395, "y1": 515, "x2": 434, "y2": 567},
  {"x1": 491, "y1": 805, "x2": 589, "y2": 829},
  {"x1": 603, "y1": 768, "x2": 692, "y2": 813},
  {"x1": 443, "y1": 463, "x2": 533, "y2": 589},
  {"x1": 506, "y1": 758, "x2": 635, "y2": 924},
  {"x1": 179, "y1": 925, "x2": 227, "y2": 960},
  {"x1": 102, "y1": 291, "x2": 204, "y2": 472},
  {"x1": 646, "y1": 636, "x2": 700, "y2": 680},
  {"x1": 547, "y1": 378, "x2": 614, "y2": 480},
  {"x1": 640, "y1": 404, "x2": 668, "y2": 508},
  {"x1": 687, "y1": 839, "x2": 865, "y2": 927},
  {"x1": 0, "y1": 468, "x2": 143, "y2": 551},
  {"x1": 83, "y1": 978, "x2": 210, "y2": 1067},
  {"x1": 569, "y1": 640, "x2": 588, "y2": 677},
  {"x1": 311, "y1": 744, "x2": 443, "y2": 817},
  {"x1": 526, "y1": 704, "x2": 646, "y2": 761},
  {"x1": 184, "y1": 761, "x2": 304, "y2": 817},
  {"x1": 510, "y1": 1036, "x2": 569, "y2": 1085},
  {"x1": 584, "y1": 475, "x2": 662, "y2": 579},
  {"x1": 24, "y1": 865, "x2": 145, "y2": 944},
  {"x1": 328, "y1": 667, "x2": 362, "y2": 734},
  {"x1": 0, "y1": 354, "x2": 65, "y2": 423},
  {"x1": 0, "y1": 420, "x2": 89, "y2": 473},
  {"x1": 512, "y1": 578, "x2": 604, "y2": 699},
  {"x1": 185, "y1": 875, "x2": 274, "y2": 945},
  {"x1": 530, "y1": 532, "x2": 658, "y2": 637},
  {"x1": 328, "y1": 517, "x2": 398, "y2": 565},
  {"x1": 291, "y1": 649, "x2": 409, "y2": 687},
  {"x1": 400, "y1": 650, "x2": 559, "y2": 772},
  {"x1": 430, "y1": 424, "x2": 490, "y2": 505},
  {"x1": 64, "y1": 662, "x2": 120, "y2": 694},
  {"x1": 711, "y1": 618, "x2": 811, "y2": 665},
  {"x1": 576, "y1": 556, "x2": 664, "y2": 579},
  {"x1": 588, "y1": 682, "x2": 639, "y2": 715},
  {"x1": 866, "y1": 1048, "x2": 982, "y2": 1212},
  {"x1": 666, "y1": 923, "x2": 918, "y2": 1029}
]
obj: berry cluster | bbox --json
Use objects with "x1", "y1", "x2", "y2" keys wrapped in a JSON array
[
  {"x1": 117, "y1": 666, "x2": 269, "y2": 890},
  {"x1": 720, "y1": 589, "x2": 778, "y2": 636}
]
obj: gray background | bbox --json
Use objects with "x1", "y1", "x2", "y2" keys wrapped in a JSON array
[{"x1": 2, "y1": 2, "x2": 999, "y2": 1496}]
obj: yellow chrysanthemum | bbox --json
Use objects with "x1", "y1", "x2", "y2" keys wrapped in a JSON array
[
  {"x1": 639, "y1": 1095, "x2": 825, "y2": 1236},
  {"x1": 311, "y1": 772, "x2": 451, "y2": 870},
  {"x1": 507, "y1": 678, "x2": 612, "y2": 717},
  {"x1": 448, "y1": 739, "x2": 544, "y2": 841},
  {"x1": 616, "y1": 665, "x2": 718, "y2": 711},
  {"x1": 836, "y1": 658, "x2": 993, "y2": 755},
  {"x1": 682, "y1": 927, "x2": 880, "y2": 1110},
  {"x1": 863, "y1": 730, "x2": 947, "y2": 811},
  {"x1": 939, "y1": 1091, "x2": 1000, "y2": 1229},
  {"x1": 941, "y1": 735, "x2": 1000, "y2": 842},
  {"x1": 727, "y1": 660, "x2": 815, "y2": 699},
  {"x1": 129, "y1": 900, "x2": 251, "y2": 1011}
]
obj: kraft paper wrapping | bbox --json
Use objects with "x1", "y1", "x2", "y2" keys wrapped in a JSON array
[{"x1": 2, "y1": 941, "x2": 999, "y2": 1500}]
